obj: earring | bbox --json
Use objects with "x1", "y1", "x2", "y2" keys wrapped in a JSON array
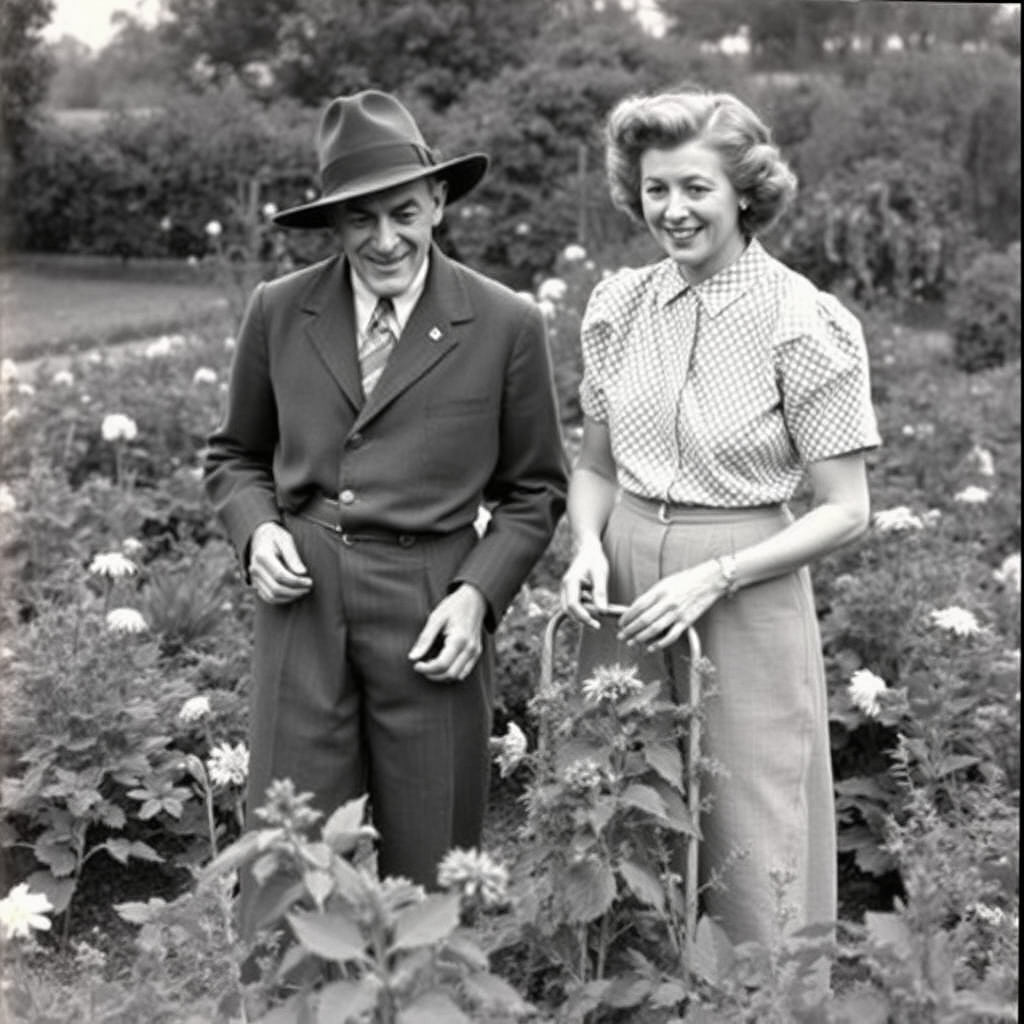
[{"x1": 739, "y1": 199, "x2": 749, "y2": 211}]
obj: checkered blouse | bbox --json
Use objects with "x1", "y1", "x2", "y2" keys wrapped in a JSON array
[{"x1": 579, "y1": 239, "x2": 881, "y2": 506}]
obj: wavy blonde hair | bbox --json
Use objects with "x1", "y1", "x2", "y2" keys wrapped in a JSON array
[{"x1": 605, "y1": 87, "x2": 797, "y2": 236}]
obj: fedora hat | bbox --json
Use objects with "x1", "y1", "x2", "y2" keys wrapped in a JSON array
[{"x1": 273, "y1": 90, "x2": 488, "y2": 229}]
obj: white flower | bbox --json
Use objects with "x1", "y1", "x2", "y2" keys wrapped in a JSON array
[
  {"x1": 564, "y1": 758, "x2": 604, "y2": 791},
  {"x1": 581, "y1": 663, "x2": 645, "y2": 705},
  {"x1": 207, "y1": 742, "x2": 249, "y2": 787},
  {"x1": 536, "y1": 298, "x2": 556, "y2": 320},
  {"x1": 159, "y1": 215, "x2": 173, "y2": 232},
  {"x1": 873, "y1": 506, "x2": 924, "y2": 533},
  {"x1": 121, "y1": 537, "x2": 144, "y2": 557},
  {"x1": 101, "y1": 413, "x2": 138, "y2": 442},
  {"x1": 437, "y1": 847, "x2": 509, "y2": 907},
  {"x1": 0, "y1": 883, "x2": 54, "y2": 940},
  {"x1": 994, "y1": 553, "x2": 1021, "y2": 594},
  {"x1": 89, "y1": 551, "x2": 137, "y2": 579},
  {"x1": 923, "y1": 508, "x2": 942, "y2": 526},
  {"x1": 930, "y1": 606, "x2": 983, "y2": 637},
  {"x1": 0, "y1": 483, "x2": 15, "y2": 515},
  {"x1": 304, "y1": 187, "x2": 317, "y2": 201},
  {"x1": 514, "y1": 221, "x2": 530, "y2": 236},
  {"x1": 261, "y1": 202, "x2": 278, "y2": 218},
  {"x1": 17, "y1": 383, "x2": 35, "y2": 397},
  {"x1": 1, "y1": 358, "x2": 19, "y2": 384},
  {"x1": 537, "y1": 277, "x2": 568, "y2": 303},
  {"x1": 969, "y1": 444, "x2": 996, "y2": 477},
  {"x1": 954, "y1": 485, "x2": 990, "y2": 505},
  {"x1": 106, "y1": 607, "x2": 148, "y2": 634},
  {"x1": 848, "y1": 669, "x2": 887, "y2": 718},
  {"x1": 562, "y1": 243, "x2": 587, "y2": 262},
  {"x1": 178, "y1": 696, "x2": 212, "y2": 723},
  {"x1": 492, "y1": 722, "x2": 528, "y2": 777},
  {"x1": 192, "y1": 366, "x2": 218, "y2": 386},
  {"x1": 52, "y1": 369, "x2": 75, "y2": 387},
  {"x1": 223, "y1": 335, "x2": 236, "y2": 351},
  {"x1": 205, "y1": 220, "x2": 223, "y2": 238}
]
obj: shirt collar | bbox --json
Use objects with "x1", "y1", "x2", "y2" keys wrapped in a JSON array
[
  {"x1": 351, "y1": 254, "x2": 430, "y2": 336},
  {"x1": 654, "y1": 238, "x2": 770, "y2": 318}
]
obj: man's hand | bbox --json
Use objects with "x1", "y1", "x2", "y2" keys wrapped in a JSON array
[
  {"x1": 248, "y1": 522, "x2": 313, "y2": 605},
  {"x1": 408, "y1": 583, "x2": 486, "y2": 682}
]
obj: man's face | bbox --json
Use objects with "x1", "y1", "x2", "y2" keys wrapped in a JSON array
[{"x1": 335, "y1": 177, "x2": 446, "y2": 297}]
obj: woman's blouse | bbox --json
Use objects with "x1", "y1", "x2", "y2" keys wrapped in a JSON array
[{"x1": 579, "y1": 239, "x2": 881, "y2": 506}]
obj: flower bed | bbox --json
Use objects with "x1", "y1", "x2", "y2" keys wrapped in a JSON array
[{"x1": 0, "y1": 262, "x2": 1018, "y2": 1021}]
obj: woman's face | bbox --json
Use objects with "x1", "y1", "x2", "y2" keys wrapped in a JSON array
[{"x1": 640, "y1": 139, "x2": 745, "y2": 285}]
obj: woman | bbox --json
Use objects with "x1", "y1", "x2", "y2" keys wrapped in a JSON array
[{"x1": 561, "y1": 87, "x2": 880, "y2": 947}]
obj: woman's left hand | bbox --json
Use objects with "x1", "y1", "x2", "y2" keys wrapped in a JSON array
[{"x1": 618, "y1": 560, "x2": 724, "y2": 651}]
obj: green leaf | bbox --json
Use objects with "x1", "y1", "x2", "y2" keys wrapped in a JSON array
[
  {"x1": 692, "y1": 915, "x2": 735, "y2": 986},
  {"x1": 391, "y1": 892, "x2": 460, "y2": 952},
  {"x1": 34, "y1": 839, "x2": 77, "y2": 876},
  {"x1": 396, "y1": 991, "x2": 473, "y2": 1024},
  {"x1": 644, "y1": 742, "x2": 684, "y2": 792},
  {"x1": 563, "y1": 859, "x2": 616, "y2": 923},
  {"x1": 26, "y1": 870, "x2": 76, "y2": 915},
  {"x1": 115, "y1": 898, "x2": 168, "y2": 925},
  {"x1": 198, "y1": 828, "x2": 270, "y2": 886},
  {"x1": 288, "y1": 911, "x2": 369, "y2": 964},
  {"x1": 618, "y1": 859, "x2": 665, "y2": 911},
  {"x1": 460, "y1": 972, "x2": 530, "y2": 1013},
  {"x1": 322, "y1": 795, "x2": 377, "y2": 854},
  {"x1": 864, "y1": 911, "x2": 912, "y2": 957},
  {"x1": 303, "y1": 869, "x2": 334, "y2": 907},
  {"x1": 317, "y1": 978, "x2": 379, "y2": 1023}
]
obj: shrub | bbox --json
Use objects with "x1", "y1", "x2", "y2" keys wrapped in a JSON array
[{"x1": 949, "y1": 242, "x2": 1022, "y2": 373}]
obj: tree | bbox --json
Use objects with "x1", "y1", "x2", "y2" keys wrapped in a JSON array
[{"x1": 1, "y1": 0, "x2": 55, "y2": 154}]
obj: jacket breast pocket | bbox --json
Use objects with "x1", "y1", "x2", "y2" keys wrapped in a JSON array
[{"x1": 426, "y1": 397, "x2": 492, "y2": 418}]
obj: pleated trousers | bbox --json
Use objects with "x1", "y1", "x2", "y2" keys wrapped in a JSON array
[
  {"x1": 238, "y1": 509, "x2": 493, "y2": 937},
  {"x1": 580, "y1": 492, "x2": 837, "y2": 947}
]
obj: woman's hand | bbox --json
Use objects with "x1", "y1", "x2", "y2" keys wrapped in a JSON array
[
  {"x1": 561, "y1": 535, "x2": 610, "y2": 629},
  {"x1": 618, "y1": 560, "x2": 724, "y2": 650}
]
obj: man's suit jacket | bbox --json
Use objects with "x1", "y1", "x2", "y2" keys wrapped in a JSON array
[{"x1": 204, "y1": 244, "x2": 568, "y2": 627}]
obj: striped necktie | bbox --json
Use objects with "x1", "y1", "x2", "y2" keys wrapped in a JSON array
[{"x1": 359, "y1": 297, "x2": 398, "y2": 397}]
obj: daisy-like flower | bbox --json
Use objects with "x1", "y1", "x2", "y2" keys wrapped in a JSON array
[
  {"x1": 159, "y1": 215, "x2": 173, "y2": 232},
  {"x1": 121, "y1": 537, "x2": 144, "y2": 557},
  {"x1": 207, "y1": 742, "x2": 249, "y2": 788},
  {"x1": 178, "y1": 695, "x2": 212, "y2": 723},
  {"x1": 192, "y1": 366, "x2": 218, "y2": 386},
  {"x1": 993, "y1": 552, "x2": 1021, "y2": 594},
  {"x1": 581, "y1": 663, "x2": 645, "y2": 705},
  {"x1": 106, "y1": 607, "x2": 148, "y2": 634},
  {"x1": 254, "y1": 778, "x2": 322, "y2": 828},
  {"x1": 89, "y1": 551, "x2": 137, "y2": 579},
  {"x1": 562, "y1": 243, "x2": 587, "y2": 262},
  {"x1": 0, "y1": 883, "x2": 54, "y2": 940},
  {"x1": 537, "y1": 277, "x2": 568, "y2": 303},
  {"x1": 437, "y1": 847, "x2": 509, "y2": 908},
  {"x1": 514, "y1": 221, "x2": 531, "y2": 236},
  {"x1": 101, "y1": 413, "x2": 138, "y2": 442},
  {"x1": 205, "y1": 220, "x2": 223, "y2": 238},
  {"x1": 52, "y1": 369, "x2": 75, "y2": 387},
  {"x1": 563, "y1": 758, "x2": 603, "y2": 792},
  {"x1": 969, "y1": 444, "x2": 996, "y2": 477},
  {"x1": 848, "y1": 669, "x2": 887, "y2": 718},
  {"x1": 873, "y1": 506, "x2": 924, "y2": 533},
  {"x1": 492, "y1": 722, "x2": 528, "y2": 778},
  {"x1": 930, "y1": 606, "x2": 983, "y2": 637},
  {"x1": 954, "y1": 485, "x2": 990, "y2": 505},
  {"x1": 0, "y1": 483, "x2": 16, "y2": 516}
]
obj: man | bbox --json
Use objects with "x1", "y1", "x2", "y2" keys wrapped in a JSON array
[{"x1": 204, "y1": 91, "x2": 567, "y2": 932}]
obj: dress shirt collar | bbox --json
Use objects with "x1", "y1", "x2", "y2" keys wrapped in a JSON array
[
  {"x1": 350, "y1": 255, "x2": 430, "y2": 336},
  {"x1": 654, "y1": 238, "x2": 771, "y2": 318}
]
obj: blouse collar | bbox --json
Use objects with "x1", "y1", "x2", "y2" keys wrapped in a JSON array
[{"x1": 654, "y1": 238, "x2": 771, "y2": 318}]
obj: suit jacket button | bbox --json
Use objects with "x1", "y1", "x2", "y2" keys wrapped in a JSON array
[
  {"x1": 348, "y1": 433, "x2": 363, "y2": 448},
  {"x1": 339, "y1": 489, "x2": 355, "y2": 504}
]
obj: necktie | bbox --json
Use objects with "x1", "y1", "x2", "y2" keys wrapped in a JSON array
[{"x1": 360, "y1": 297, "x2": 398, "y2": 397}]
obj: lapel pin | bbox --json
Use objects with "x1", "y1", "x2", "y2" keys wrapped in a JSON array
[{"x1": 428, "y1": 326, "x2": 443, "y2": 342}]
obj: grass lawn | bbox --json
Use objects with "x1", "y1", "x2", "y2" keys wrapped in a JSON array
[{"x1": 0, "y1": 261, "x2": 230, "y2": 362}]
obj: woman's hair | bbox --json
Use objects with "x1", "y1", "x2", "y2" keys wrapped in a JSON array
[{"x1": 605, "y1": 86, "x2": 797, "y2": 236}]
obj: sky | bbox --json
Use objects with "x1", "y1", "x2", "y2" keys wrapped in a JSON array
[{"x1": 43, "y1": 0, "x2": 159, "y2": 50}]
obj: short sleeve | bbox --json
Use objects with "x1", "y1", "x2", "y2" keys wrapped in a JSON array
[
  {"x1": 776, "y1": 291, "x2": 881, "y2": 463},
  {"x1": 578, "y1": 276, "x2": 620, "y2": 423}
]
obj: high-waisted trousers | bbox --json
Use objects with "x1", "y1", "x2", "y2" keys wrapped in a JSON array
[
  {"x1": 580, "y1": 492, "x2": 837, "y2": 947},
  {"x1": 238, "y1": 509, "x2": 493, "y2": 938}
]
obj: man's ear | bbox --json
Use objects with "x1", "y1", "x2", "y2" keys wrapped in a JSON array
[{"x1": 431, "y1": 178, "x2": 448, "y2": 226}]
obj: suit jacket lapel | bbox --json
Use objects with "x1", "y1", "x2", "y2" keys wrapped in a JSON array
[
  {"x1": 302, "y1": 256, "x2": 364, "y2": 412},
  {"x1": 355, "y1": 246, "x2": 473, "y2": 428}
]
